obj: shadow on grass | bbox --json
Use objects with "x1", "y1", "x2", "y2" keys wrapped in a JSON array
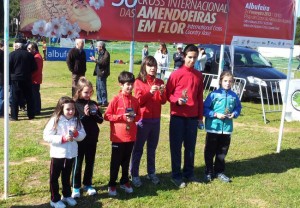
[{"x1": 227, "y1": 148, "x2": 300, "y2": 177}]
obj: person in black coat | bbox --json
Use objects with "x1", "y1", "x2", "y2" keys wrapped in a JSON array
[{"x1": 9, "y1": 39, "x2": 37, "y2": 120}]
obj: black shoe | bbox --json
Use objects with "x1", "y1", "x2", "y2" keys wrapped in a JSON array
[
  {"x1": 9, "y1": 117, "x2": 18, "y2": 121},
  {"x1": 204, "y1": 174, "x2": 213, "y2": 183},
  {"x1": 216, "y1": 173, "x2": 231, "y2": 183},
  {"x1": 184, "y1": 176, "x2": 200, "y2": 183},
  {"x1": 170, "y1": 178, "x2": 186, "y2": 188}
]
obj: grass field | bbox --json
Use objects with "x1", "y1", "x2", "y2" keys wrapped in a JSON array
[{"x1": 0, "y1": 42, "x2": 300, "y2": 207}]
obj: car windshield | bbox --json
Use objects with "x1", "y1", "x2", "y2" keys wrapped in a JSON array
[{"x1": 215, "y1": 47, "x2": 272, "y2": 67}]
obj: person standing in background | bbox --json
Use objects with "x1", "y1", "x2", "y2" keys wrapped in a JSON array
[
  {"x1": 173, "y1": 43, "x2": 184, "y2": 70},
  {"x1": 154, "y1": 42, "x2": 169, "y2": 79},
  {"x1": 66, "y1": 39, "x2": 86, "y2": 96},
  {"x1": 42, "y1": 38, "x2": 47, "y2": 60},
  {"x1": 142, "y1": 44, "x2": 149, "y2": 60},
  {"x1": 27, "y1": 42, "x2": 43, "y2": 115},
  {"x1": 9, "y1": 38, "x2": 37, "y2": 121},
  {"x1": 90, "y1": 41, "x2": 110, "y2": 107}
]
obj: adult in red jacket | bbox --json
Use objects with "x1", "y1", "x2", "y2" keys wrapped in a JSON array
[
  {"x1": 131, "y1": 56, "x2": 167, "y2": 187},
  {"x1": 166, "y1": 44, "x2": 204, "y2": 188},
  {"x1": 27, "y1": 42, "x2": 43, "y2": 115}
]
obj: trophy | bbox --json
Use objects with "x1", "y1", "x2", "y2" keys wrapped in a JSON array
[
  {"x1": 181, "y1": 89, "x2": 188, "y2": 104},
  {"x1": 224, "y1": 107, "x2": 230, "y2": 118}
]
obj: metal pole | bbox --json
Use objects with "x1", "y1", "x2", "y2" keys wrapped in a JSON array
[
  {"x1": 3, "y1": 0, "x2": 10, "y2": 199},
  {"x1": 276, "y1": 0, "x2": 298, "y2": 153}
]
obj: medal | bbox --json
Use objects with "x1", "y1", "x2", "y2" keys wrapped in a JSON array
[{"x1": 126, "y1": 123, "x2": 130, "y2": 130}]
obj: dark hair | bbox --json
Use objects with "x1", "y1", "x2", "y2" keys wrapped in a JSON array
[
  {"x1": 73, "y1": 77, "x2": 94, "y2": 101},
  {"x1": 160, "y1": 42, "x2": 168, "y2": 54},
  {"x1": 200, "y1": 47, "x2": 206, "y2": 54},
  {"x1": 219, "y1": 70, "x2": 234, "y2": 86},
  {"x1": 118, "y1": 71, "x2": 135, "y2": 84},
  {"x1": 137, "y1": 56, "x2": 157, "y2": 82},
  {"x1": 183, "y1": 44, "x2": 199, "y2": 57},
  {"x1": 144, "y1": 44, "x2": 148, "y2": 47},
  {"x1": 51, "y1": 96, "x2": 81, "y2": 130},
  {"x1": 28, "y1": 42, "x2": 39, "y2": 52}
]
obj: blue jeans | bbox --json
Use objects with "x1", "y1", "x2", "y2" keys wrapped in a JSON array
[
  {"x1": 32, "y1": 84, "x2": 41, "y2": 115},
  {"x1": 0, "y1": 86, "x2": 4, "y2": 116},
  {"x1": 131, "y1": 120, "x2": 160, "y2": 177},
  {"x1": 169, "y1": 115, "x2": 198, "y2": 180},
  {"x1": 96, "y1": 76, "x2": 108, "y2": 105}
]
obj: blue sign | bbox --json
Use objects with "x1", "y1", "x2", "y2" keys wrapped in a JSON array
[{"x1": 46, "y1": 47, "x2": 95, "y2": 62}]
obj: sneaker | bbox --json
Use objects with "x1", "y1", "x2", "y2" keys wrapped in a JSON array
[
  {"x1": 120, "y1": 182, "x2": 133, "y2": 193},
  {"x1": 132, "y1": 176, "x2": 142, "y2": 187},
  {"x1": 50, "y1": 200, "x2": 66, "y2": 208},
  {"x1": 71, "y1": 188, "x2": 80, "y2": 198},
  {"x1": 84, "y1": 185, "x2": 97, "y2": 196},
  {"x1": 216, "y1": 173, "x2": 232, "y2": 183},
  {"x1": 204, "y1": 174, "x2": 213, "y2": 183},
  {"x1": 108, "y1": 186, "x2": 117, "y2": 196},
  {"x1": 170, "y1": 178, "x2": 186, "y2": 188},
  {"x1": 147, "y1": 173, "x2": 160, "y2": 185},
  {"x1": 61, "y1": 197, "x2": 77, "y2": 206}
]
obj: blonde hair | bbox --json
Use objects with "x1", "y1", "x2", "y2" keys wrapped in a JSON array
[{"x1": 73, "y1": 77, "x2": 94, "y2": 101}]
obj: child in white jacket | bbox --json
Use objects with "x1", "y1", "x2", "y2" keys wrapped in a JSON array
[{"x1": 44, "y1": 96, "x2": 86, "y2": 208}]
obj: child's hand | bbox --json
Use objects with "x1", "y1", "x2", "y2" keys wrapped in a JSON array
[
  {"x1": 215, "y1": 113, "x2": 226, "y2": 120},
  {"x1": 178, "y1": 98, "x2": 187, "y2": 105},
  {"x1": 150, "y1": 85, "x2": 159, "y2": 94},
  {"x1": 126, "y1": 116, "x2": 134, "y2": 123},
  {"x1": 84, "y1": 104, "x2": 90, "y2": 116},
  {"x1": 159, "y1": 84, "x2": 165, "y2": 95},
  {"x1": 226, "y1": 113, "x2": 235, "y2": 119}
]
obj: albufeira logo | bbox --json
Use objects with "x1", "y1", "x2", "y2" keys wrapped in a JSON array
[{"x1": 245, "y1": 3, "x2": 270, "y2": 11}]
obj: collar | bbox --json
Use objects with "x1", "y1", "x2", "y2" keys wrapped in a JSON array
[{"x1": 182, "y1": 65, "x2": 193, "y2": 72}]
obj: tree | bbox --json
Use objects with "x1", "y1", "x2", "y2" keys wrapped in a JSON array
[{"x1": 0, "y1": 0, "x2": 20, "y2": 36}]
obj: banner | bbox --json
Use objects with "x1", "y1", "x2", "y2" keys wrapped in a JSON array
[
  {"x1": 46, "y1": 47, "x2": 95, "y2": 62},
  {"x1": 279, "y1": 79, "x2": 300, "y2": 121},
  {"x1": 228, "y1": 0, "x2": 295, "y2": 48},
  {"x1": 19, "y1": 0, "x2": 295, "y2": 45}
]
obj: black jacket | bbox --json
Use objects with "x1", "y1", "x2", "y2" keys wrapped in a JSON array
[
  {"x1": 9, "y1": 49, "x2": 37, "y2": 81},
  {"x1": 66, "y1": 48, "x2": 87, "y2": 75},
  {"x1": 75, "y1": 99, "x2": 103, "y2": 143},
  {"x1": 93, "y1": 49, "x2": 110, "y2": 77}
]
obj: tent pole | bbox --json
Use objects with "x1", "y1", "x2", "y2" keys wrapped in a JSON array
[
  {"x1": 3, "y1": 0, "x2": 10, "y2": 200},
  {"x1": 276, "y1": 0, "x2": 298, "y2": 153}
]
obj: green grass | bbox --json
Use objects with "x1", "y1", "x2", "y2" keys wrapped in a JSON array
[{"x1": 0, "y1": 43, "x2": 300, "y2": 207}]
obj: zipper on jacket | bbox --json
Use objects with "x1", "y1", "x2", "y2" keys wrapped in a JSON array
[{"x1": 222, "y1": 90, "x2": 228, "y2": 134}]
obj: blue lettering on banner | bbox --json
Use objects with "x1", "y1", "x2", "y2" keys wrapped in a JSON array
[{"x1": 46, "y1": 47, "x2": 95, "y2": 62}]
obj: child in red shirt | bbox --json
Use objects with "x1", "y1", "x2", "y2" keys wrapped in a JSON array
[
  {"x1": 131, "y1": 56, "x2": 167, "y2": 187},
  {"x1": 104, "y1": 71, "x2": 141, "y2": 196}
]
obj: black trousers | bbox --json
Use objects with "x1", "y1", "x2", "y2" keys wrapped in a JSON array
[
  {"x1": 204, "y1": 133, "x2": 231, "y2": 175},
  {"x1": 108, "y1": 142, "x2": 134, "y2": 187},
  {"x1": 10, "y1": 80, "x2": 35, "y2": 120},
  {"x1": 50, "y1": 158, "x2": 74, "y2": 202},
  {"x1": 72, "y1": 140, "x2": 97, "y2": 188}
]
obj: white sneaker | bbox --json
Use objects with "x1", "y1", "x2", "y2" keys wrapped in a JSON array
[
  {"x1": 120, "y1": 182, "x2": 133, "y2": 193},
  {"x1": 61, "y1": 197, "x2": 77, "y2": 206},
  {"x1": 84, "y1": 185, "x2": 97, "y2": 196},
  {"x1": 71, "y1": 188, "x2": 80, "y2": 198},
  {"x1": 50, "y1": 200, "x2": 66, "y2": 208},
  {"x1": 108, "y1": 186, "x2": 117, "y2": 196}
]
